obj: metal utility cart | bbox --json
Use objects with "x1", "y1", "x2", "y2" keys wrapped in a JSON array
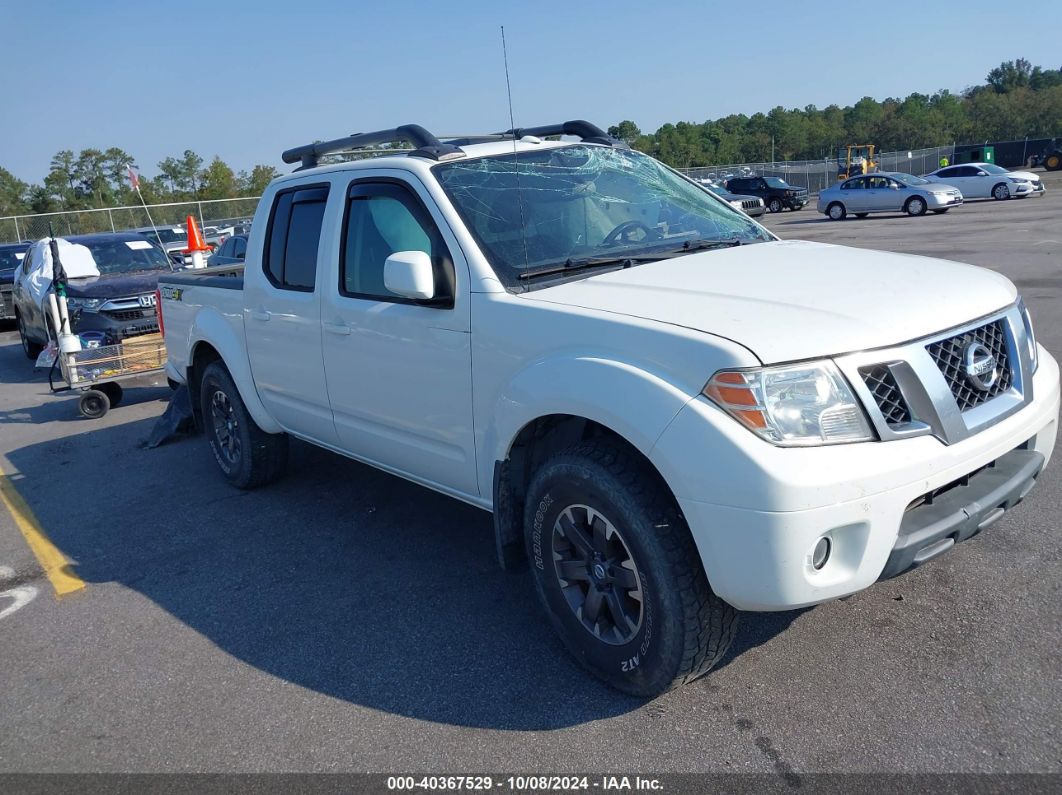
[{"x1": 53, "y1": 333, "x2": 168, "y2": 419}]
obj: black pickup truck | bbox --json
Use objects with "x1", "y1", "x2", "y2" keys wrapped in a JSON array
[{"x1": 724, "y1": 176, "x2": 809, "y2": 213}]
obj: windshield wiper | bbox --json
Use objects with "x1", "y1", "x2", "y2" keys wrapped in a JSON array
[
  {"x1": 517, "y1": 253, "x2": 666, "y2": 281},
  {"x1": 674, "y1": 237, "x2": 744, "y2": 253}
]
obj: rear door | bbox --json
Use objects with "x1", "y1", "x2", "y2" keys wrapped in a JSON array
[
  {"x1": 243, "y1": 183, "x2": 339, "y2": 445},
  {"x1": 320, "y1": 174, "x2": 478, "y2": 496}
]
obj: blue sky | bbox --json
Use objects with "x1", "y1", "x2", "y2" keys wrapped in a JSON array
[{"x1": 4, "y1": 0, "x2": 1060, "y2": 184}]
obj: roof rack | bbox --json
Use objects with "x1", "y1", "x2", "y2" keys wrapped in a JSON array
[
  {"x1": 281, "y1": 120, "x2": 626, "y2": 170},
  {"x1": 281, "y1": 124, "x2": 464, "y2": 170},
  {"x1": 502, "y1": 120, "x2": 628, "y2": 149}
]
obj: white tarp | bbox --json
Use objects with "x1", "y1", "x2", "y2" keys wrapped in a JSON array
[{"x1": 18, "y1": 238, "x2": 100, "y2": 307}]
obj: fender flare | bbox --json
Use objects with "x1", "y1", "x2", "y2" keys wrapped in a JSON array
[
  {"x1": 481, "y1": 355, "x2": 695, "y2": 495},
  {"x1": 188, "y1": 308, "x2": 282, "y2": 434}
]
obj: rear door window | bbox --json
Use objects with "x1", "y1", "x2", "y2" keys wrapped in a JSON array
[{"x1": 263, "y1": 185, "x2": 330, "y2": 291}]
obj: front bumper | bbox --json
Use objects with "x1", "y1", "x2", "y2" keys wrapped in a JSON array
[
  {"x1": 927, "y1": 192, "x2": 963, "y2": 208},
  {"x1": 650, "y1": 347, "x2": 1059, "y2": 611},
  {"x1": 786, "y1": 196, "x2": 809, "y2": 210}
]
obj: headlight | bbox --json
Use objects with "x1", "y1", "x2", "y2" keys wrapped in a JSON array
[
  {"x1": 1009, "y1": 177, "x2": 1029, "y2": 184},
  {"x1": 1018, "y1": 297, "x2": 1039, "y2": 373},
  {"x1": 704, "y1": 361, "x2": 875, "y2": 446},
  {"x1": 65, "y1": 296, "x2": 102, "y2": 313},
  {"x1": 729, "y1": 200, "x2": 743, "y2": 209}
]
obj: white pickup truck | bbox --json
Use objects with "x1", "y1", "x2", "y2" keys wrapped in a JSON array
[{"x1": 158, "y1": 121, "x2": 1059, "y2": 696}]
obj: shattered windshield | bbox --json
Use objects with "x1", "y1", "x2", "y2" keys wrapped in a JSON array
[{"x1": 434, "y1": 145, "x2": 772, "y2": 289}]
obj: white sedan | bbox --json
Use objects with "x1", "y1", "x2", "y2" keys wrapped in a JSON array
[{"x1": 924, "y1": 163, "x2": 1045, "y2": 200}]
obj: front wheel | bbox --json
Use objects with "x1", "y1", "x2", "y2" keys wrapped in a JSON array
[
  {"x1": 827, "y1": 202, "x2": 847, "y2": 221},
  {"x1": 906, "y1": 197, "x2": 927, "y2": 216},
  {"x1": 524, "y1": 442, "x2": 737, "y2": 696},
  {"x1": 767, "y1": 198, "x2": 783, "y2": 213},
  {"x1": 200, "y1": 361, "x2": 289, "y2": 489},
  {"x1": 992, "y1": 183, "x2": 1010, "y2": 200}
]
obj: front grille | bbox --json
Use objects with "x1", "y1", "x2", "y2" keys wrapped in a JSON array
[
  {"x1": 926, "y1": 319, "x2": 1012, "y2": 412},
  {"x1": 742, "y1": 200, "x2": 758, "y2": 210},
  {"x1": 860, "y1": 365, "x2": 912, "y2": 426},
  {"x1": 104, "y1": 309, "x2": 146, "y2": 321},
  {"x1": 0, "y1": 286, "x2": 13, "y2": 319}
]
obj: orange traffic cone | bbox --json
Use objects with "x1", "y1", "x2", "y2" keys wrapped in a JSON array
[
  {"x1": 182, "y1": 215, "x2": 212, "y2": 254},
  {"x1": 182, "y1": 215, "x2": 212, "y2": 269}
]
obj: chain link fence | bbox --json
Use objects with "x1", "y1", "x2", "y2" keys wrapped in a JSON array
[
  {"x1": 678, "y1": 145, "x2": 957, "y2": 195},
  {"x1": 1, "y1": 144, "x2": 971, "y2": 241},
  {"x1": 0, "y1": 197, "x2": 261, "y2": 244}
]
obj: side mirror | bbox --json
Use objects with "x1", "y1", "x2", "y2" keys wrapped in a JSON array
[
  {"x1": 977, "y1": 171, "x2": 988, "y2": 176},
  {"x1": 384, "y1": 250, "x2": 434, "y2": 300}
]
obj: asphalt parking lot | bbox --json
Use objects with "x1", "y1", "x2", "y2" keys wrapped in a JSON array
[{"x1": 0, "y1": 173, "x2": 1059, "y2": 779}]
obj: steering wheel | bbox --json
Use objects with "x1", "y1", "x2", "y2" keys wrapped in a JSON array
[{"x1": 601, "y1": 220, "x2": 657, "y2": 248}]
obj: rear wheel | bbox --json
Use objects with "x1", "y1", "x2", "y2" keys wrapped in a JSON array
[
  {"x1": 1044, "y1": 153, "x2": 1061, "y2": 171},
  {"x1": 905, "y1": 196, "x2": 927, "y2": 216},
  {"x1": 524, "y1": 441, "x2": 737, "y2": 696},
  {"x1": 767, "y1": 197, "x2": 783, "y2": 213},
  {"x1": 17, "y1": 313, "x2": 43, "y2": 360},
  {"x1": 827, "y1": 202, "x2": 847, "y2": 221},
  {"x1": 78, "y1": 389, "x2": 110, "y2": 419},
  {"x1": 200, "y1": 361, "x2": 288, "y2": 489},
  {"x1": 992, "y1": 183, "x2": 1010, "y2": 200}
]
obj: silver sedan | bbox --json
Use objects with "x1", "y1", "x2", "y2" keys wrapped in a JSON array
[{"x1": 817, "y1": 172, "x2": 963, "y2": 220}]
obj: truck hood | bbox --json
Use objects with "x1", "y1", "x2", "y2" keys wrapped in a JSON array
[
  {"x1": 523, "y1": 240, "x2": 1017, "y2": 364},
  {"x1": 66, "y1": 269, "x2": 170, "y2": 298}
]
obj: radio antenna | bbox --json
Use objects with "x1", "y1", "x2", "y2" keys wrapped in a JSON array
[{"x1": 501, "y1": 25, "x2": 531, "y2": 281}]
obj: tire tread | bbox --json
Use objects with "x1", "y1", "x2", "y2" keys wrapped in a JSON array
[{"x1": 533, "y1": 441, "x2": 737, "y2": 694}]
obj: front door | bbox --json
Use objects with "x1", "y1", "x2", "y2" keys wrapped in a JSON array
[
  {"x1": 321, "y1": 176, "x2": 478, "y2": 497},
  {"x1": 243, "y1": 183, "x2": 339, "y2": 445}
]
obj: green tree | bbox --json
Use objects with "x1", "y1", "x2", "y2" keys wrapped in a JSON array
[
  {"x1": 180, "y1": 150, "x2": 204, "y2": 197},
  {"x1": 239, "y1": 164, "x2": 279, "y2": 195},
  {"x1": 200, "y1": 156, "x2": 236, "y2": 200},
  {"x1": 0, "y1": 167, "x2": 29, "y2": 216},
  {"x1": 986, "y1": 58, "x2": 1033, "y2": 93},
  {"x1": 607, "y1": 120, "x2": 642, "y2": 144}
]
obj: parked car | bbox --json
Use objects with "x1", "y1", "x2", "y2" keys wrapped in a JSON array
[
  {"x1": 13, "y1": 232, "x2": 172, "y2": 359},
  {"x1": 208, "y1": 234, "x2": 248, "y2": 266},
  {"x1": 132, "y1": 225, "x2": 189, "y2": 264},
  {"x1": 724, "y1": 176, "x2": 808, "y2": 213},
  {"x1": 924, "y1": 163, "x2": 1045, "y2": 200},
  {"x1": 158, "y1": 120, "x2": 1057, "y2": 698},
  {"x1": 697, "y1": 180, "x2": 766, "y2": 218},
  {"x1": 817, "y1": 172, "x2": 963, "y2": 220},
  {"x1": 202, "y1": 225, "x2": 235, "y2": 248},
  {"x1": 0, "y1": 241, "x2": 30, "y2": 321}
]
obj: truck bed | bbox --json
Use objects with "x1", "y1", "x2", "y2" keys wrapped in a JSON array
[
  {"x1": 158, "y1": 264, "x2": 248, "y2": 385},
  {"x1": 158, "y1": 263, "x2": 245, "y2": 290}
]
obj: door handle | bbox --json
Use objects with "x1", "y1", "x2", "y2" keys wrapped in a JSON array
[
  {"x1": 250, "y1": 308, "x2": 271, "y2": 322},
  {"x1": 323, "y1": 320, "x2": 351, "y2": 336}
]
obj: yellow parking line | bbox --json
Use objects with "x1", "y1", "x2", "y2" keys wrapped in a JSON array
[{"x1": 0, "y1": 466, "x2": 85, "y2": 597}]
